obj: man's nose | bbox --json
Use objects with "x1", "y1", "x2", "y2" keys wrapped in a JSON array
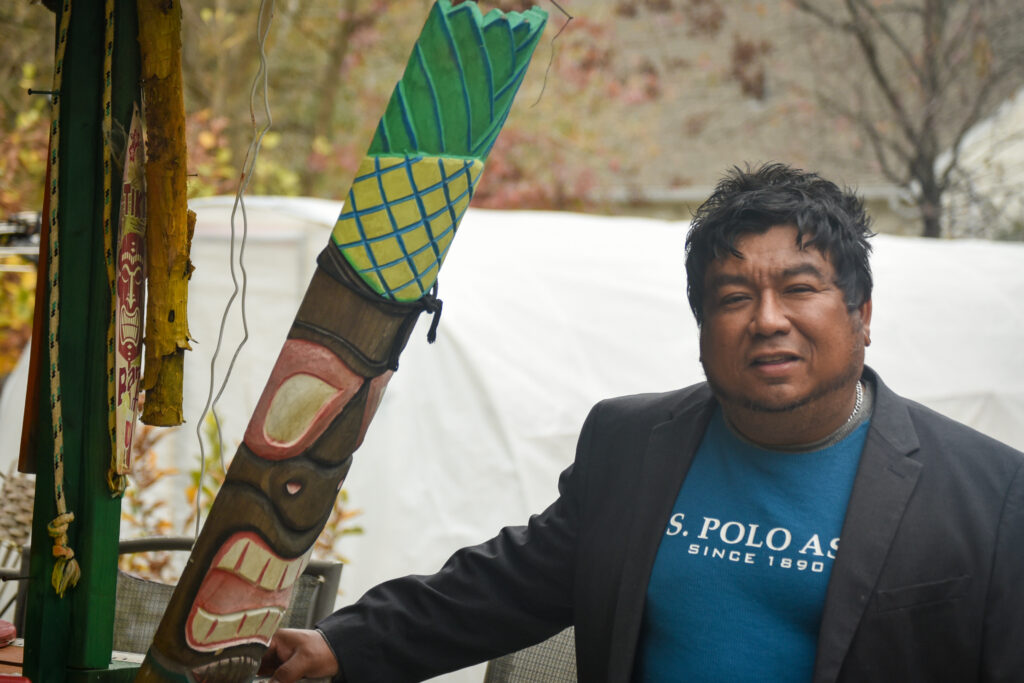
[{"x1": 750, "y1": 292, "x2": 791, "y2": 336}]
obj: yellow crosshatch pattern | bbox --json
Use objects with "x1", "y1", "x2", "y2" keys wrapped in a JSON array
[{"x1": 331, "y1": 155, "x2": 484, "y2": 301}]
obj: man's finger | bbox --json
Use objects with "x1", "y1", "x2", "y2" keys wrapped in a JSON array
[
  {"x1": 257, "y1": 645, "x2": 284, "y2": 676},
  {"x1": 268, "y1": 656, "x2": 303, "y2": 683}
]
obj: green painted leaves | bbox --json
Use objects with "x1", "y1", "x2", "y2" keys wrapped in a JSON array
[{"x1": 369, "y1": 0, "x2": 548, "y2": 160}]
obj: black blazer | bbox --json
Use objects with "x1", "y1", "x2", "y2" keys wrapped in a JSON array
[{"x1": 320, "y1": 368, "x2": 1024, "y2": 682}]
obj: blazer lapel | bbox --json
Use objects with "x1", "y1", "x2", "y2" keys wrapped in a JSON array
[
  {"x1": 813, "y1": 370, "x2": 923, "y2": 682},
  {"x1": 606, "y1": 387, "x2": 715, "y2": 681}
]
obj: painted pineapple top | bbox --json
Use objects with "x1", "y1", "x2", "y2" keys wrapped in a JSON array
[{"x1": 333, "y1": 0, "x2": 548, "y2": 301}]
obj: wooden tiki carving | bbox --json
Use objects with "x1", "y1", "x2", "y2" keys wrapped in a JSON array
[
  {"x1": 115, "y1": 105, "x2": 147, "y2": 477},
  {"x1": 135, "y1": 3, "x2": 547, "y2": 680}
]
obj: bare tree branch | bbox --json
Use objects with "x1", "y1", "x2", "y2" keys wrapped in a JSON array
[
  {"x1": 815, "y1": 90, "x2": 912, "y2": 183},
  {"x1": 794, "y1": 0, "x2": 1024, "y2": 236},
  {"x1": 842, "y1": 0, "x2": 920, "y2": 146},
  {"x1": 847, "y1": 0, "x2": 924, "y2": 86},
  {"x1": 937, "y1": 62, "x2": 1015, "y2": 192},
  {"x1": 790, "y1": 0, "x2": 853, "y2": 32}
]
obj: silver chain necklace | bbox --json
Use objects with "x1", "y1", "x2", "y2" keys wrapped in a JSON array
[{"x1": 844, "y1": 380, "x2": 864, "y2": 428}]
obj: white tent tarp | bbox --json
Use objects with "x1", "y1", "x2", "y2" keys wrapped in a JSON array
[{"x1": 2, "y1": 196, "x2": 1023, "y2": 682}]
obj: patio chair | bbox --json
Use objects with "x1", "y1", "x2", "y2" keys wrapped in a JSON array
[
  {"x1": 483, "y1": 626, "x2": 577, "y2": 682},
  {"x1": 0, "y1": 470, "x2": 33, "y2": 625},
  {"x1": 113, "y1": 536, "x2": 342, "y2": 654}
]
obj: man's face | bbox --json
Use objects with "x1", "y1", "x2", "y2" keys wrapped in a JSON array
[{"x1": 699, "y1": 225, "x2": 871, "y2": 416}]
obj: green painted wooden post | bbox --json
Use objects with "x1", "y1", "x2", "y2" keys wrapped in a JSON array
[{"x1": 23, "y1": 3, "x2": 140, "y2": 680}]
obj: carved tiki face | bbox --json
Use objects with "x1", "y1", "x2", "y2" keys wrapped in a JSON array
[{"x1": 116, "y1": 219, "x2": 144, "y2": 362}]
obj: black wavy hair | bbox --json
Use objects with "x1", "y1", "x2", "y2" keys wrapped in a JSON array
[{"x1": 685, "y1": 163, "x2": 875, "y2": 326}]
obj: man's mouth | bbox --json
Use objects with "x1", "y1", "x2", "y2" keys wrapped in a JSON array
[{"x1": 751, "y1": 353, "x2": 800, "y2": 366}]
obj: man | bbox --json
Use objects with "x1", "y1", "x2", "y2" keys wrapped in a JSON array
[{"x1": 261, "y1": 164, "x2": 1024, "y2": 682}]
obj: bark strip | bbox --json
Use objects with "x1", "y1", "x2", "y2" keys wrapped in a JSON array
[{"x1": 137, "y1": 0, "x2": 193, "y2": 425}]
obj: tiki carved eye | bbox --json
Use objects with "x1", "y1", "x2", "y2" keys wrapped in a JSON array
[{"x1": 284, "y1": 480, "x2": 302, "y2": 496}]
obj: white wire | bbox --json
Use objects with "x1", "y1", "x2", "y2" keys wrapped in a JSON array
[{"x1": 193, "y1": 0, "x2": 276, "y2": 539}]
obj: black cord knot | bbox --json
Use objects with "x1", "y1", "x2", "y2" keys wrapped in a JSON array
[{"x1": 422, "y1": 282, "x2": 443, "y2": 344}]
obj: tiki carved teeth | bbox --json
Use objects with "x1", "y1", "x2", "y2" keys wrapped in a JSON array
[
  {"x1": 189, "y1": 654, "x2": 261, "y2": 683},
  {"x1": 216, "y1": 535, "x2": 308, "y2": 591},
  {"x1": 189, "y1": 605, "x2": 284, "y2": 648},
  {"x1": 118, "y1": 298, "x2": 142, "y2": 352},
  {"x1": 185, "y1": 532, "x2": 311, "y2": 651}
]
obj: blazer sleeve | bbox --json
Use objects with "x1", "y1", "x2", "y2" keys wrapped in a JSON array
[
  {"x1": 981, "y1": 459, "x2": 1024, "y2": 681},
  {"x1": 315, "y1": 403, "x2": 603, "y2": 683}
]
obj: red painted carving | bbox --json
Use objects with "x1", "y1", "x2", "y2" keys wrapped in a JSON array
[
  {"x1": 355, "y1": 370, "x2": 394, "y2": 449},
  {"x1": 244, "y1": 339, "x2": 364, "y2": 461},
  {"x1": 186, "y1": 531, "x2": 309, "y2": 652},
  {"x1": 114, "y1": 108, "x2": 146, "y2": 471},
  {"x1": 116, "y1": 223, "x2": 145, "y2": 360}
]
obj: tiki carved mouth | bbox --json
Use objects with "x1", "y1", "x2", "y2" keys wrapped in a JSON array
[
  {"x1": 185, "y1": 532, "x2": 310, "y2": 651},
  {"x1": 189, "y1": 654, "x2": 262, "y2": 683},
  {"x1": 118, "y1": 303, "x2": 142, "y2": 347},
  {"x1": 188, "y1": 605, "x2": 282, "y2": 649}
]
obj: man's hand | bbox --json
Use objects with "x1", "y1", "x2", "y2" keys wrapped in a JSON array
[{"x1": 258, "y1": 628, "x2": 340, "y2": 683}]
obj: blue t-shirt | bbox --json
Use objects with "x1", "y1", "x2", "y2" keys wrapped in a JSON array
[{"x1": 635, "y1": 408, "x2": 869, "y2": 682}]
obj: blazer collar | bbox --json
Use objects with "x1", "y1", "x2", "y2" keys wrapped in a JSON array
[
  {"x1": 607, "y1": 383, "x2": 716, "y2": 680},
  {"x1": 812, "y1": 366, "x2": 923, "y2": 681}
]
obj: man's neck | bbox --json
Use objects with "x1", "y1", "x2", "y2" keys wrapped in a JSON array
[
  {"x1": 725, "y1": 380, "x2": 872, "y2": 452},
  {"x1": 721, "y1": 380, "x2": 864, "y2": 449}
]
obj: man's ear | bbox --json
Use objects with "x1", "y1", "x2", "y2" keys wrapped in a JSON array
[{"x1": 858, "y1": 298, "x2": 872, "y2": 346}]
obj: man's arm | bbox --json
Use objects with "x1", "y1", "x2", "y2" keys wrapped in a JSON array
[
  {"x1": 981, "y1": 459, "x2": 1024, "y2": 681},
  {"x1": 296, "y1": 401, "x2": 605, "y2": 683},
  {"x1": 315, "y1": 462, "x2": 582, "y2": 682},
  {"x1": 258, "y1": 496, "x2": 580, "y2": 683}
]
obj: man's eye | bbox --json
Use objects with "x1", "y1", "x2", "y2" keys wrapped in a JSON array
[
  {"x1": 786, "y1": 284, "x2": 815, "y2": 294},
  {"x1": 720, "y1": 294, "x2": 749, "y2": 306}
]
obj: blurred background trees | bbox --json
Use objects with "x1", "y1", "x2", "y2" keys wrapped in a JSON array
[
  {"x1": 792, "y1": 0, "x2": 1024, "y2": 239},
  {"x1": 3, "y1": 0, "x2": 1024, "y2": 385},
  {"x1": 4, "y1": 0, "x2": 1024, "y2": 229}
]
